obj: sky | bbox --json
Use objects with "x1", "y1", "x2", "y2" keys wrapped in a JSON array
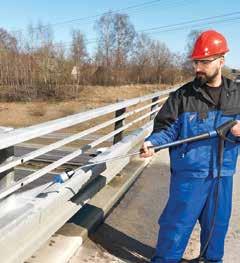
[{"x1": 0, "y1": 0, "x2": 239, "y2": 68}]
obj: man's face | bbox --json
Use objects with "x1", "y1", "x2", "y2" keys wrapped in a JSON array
[{"x1": 192, "y1": 55, "x2": 224, "y2": 86}]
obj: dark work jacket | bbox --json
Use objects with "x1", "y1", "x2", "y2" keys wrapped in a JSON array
[{"x1": 146, "y1": 77, "x2": 240, "y2": 178}]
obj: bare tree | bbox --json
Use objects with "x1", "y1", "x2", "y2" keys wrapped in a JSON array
[
  {"x1": 150, "y1": 40, "x2": 172, "y2": 84},
  {"x1": 130, "y1": 33, "x2": 153, "y2": 83},
  {"x1": 71, "y1": 30, "x2": 87, "y2": 64},
  {"x1": 94, "y1": 11, "x2": 115, "y2": 84},
  {"x1": 0, "y1": 28, "x2": 17, "y2": 51},
  {"x1": 94, "y1": 12, "x2": 136, "y2": 85},
  {"x1": 112, "y1": 13, "x2": 135, "y2": 66},
  {"x1": 70, "y1": 29, "x2": 88, "y2": 84},
  {"x1": 112, "y1": 13, "x2": 135, "y2": 84}
]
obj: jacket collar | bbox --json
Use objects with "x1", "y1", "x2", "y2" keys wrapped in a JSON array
[
  {"x1": 192, "y1": 76, "x2": 237, "y2": 106},
  {"x1": 223, "y1": 77, "x2": 238, "y2": 92},
  {"x1": 193, "y1": 76, "x2": 237, "y2": 92}
]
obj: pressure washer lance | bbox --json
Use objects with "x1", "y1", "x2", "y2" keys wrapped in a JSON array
[
  {"x1": 0, "y1": 120, "x2": 236, "y2": 201},
  {"x1": 53, "y1": 133, "x2": 214, "y2": 184},
  {"x1": 54, "y1": 120, "x2": 238, "y2": 185}
]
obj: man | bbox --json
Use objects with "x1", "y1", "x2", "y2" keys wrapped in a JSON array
[{"x1": 140, "y1": 30, "x2": 240, "y2": 263}]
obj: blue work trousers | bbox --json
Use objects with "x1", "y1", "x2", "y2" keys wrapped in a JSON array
[{"x1": 151, "y1": 175, "x2": 233, "y2": 263}]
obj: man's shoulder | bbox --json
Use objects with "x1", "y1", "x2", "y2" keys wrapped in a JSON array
[
  {"x1": 223, "y1": 76, "x2": 240, "y2": 91},
  {"x1": 223, "y1": 76, "x2": 233, "y2": 85}
]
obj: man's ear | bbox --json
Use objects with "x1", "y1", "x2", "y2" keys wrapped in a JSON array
[{"x1": 220, "y1": 56, "x2": 225, "y2": 67}]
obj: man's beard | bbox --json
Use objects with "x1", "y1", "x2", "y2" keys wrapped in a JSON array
[{"x1": 195, "y1": 68, "x2": 219, "y2": 86}]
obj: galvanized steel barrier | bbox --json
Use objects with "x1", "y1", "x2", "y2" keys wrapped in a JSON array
[{"x1": 0, "y1": 86, "x2": 177, "y2": 263}]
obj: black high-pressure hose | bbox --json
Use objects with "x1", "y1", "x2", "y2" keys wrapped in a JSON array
[
  {"x1": 197, "y1": 120, "x2": 237, "y2": 262},
  {"x1": 197, "y1": 133, "x2": 224, "y2": 261}
]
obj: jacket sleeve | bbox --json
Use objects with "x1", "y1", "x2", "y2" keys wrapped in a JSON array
[{"x1": 145, "y1": 91, "x2": 181, "y2": 146}]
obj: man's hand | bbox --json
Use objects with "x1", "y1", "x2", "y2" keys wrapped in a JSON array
[
  {"x1": 231, "y1": 120, "x2": 240, "y2": 137},
  {"x1": 140, "y1": 141, "x2": 155, "y2": 158}
]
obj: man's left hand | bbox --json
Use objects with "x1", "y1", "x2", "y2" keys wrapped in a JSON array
[{"x1": 231, "y1": 120, "x2": 240, "y2": 137}]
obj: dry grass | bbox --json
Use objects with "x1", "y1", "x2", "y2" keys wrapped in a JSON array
[
  {"x1": 28, "y1": 104, "x2": 47, "y2": 117},
  {"x1": 0, "y1": 84, "x2": 169, "y2": 131}
]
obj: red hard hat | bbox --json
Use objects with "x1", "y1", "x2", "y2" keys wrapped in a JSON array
[{"x1": 191, "y1": 30, "x2": 229, "y2": 59}]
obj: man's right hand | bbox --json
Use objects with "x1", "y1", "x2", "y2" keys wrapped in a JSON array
[{"x1": 140, "y1": 141, "x2": 155, "y2": 158}]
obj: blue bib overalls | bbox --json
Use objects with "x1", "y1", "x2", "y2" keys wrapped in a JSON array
[{"x1": 146, "y1": 78, "x2": 240, "y2": 263}]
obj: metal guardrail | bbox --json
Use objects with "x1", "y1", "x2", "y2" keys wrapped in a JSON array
[
  {"x1": 0, "y1": 85, "x2": 177, "y2": 263},
  {"x1": 0, "y1": 88, "x2": 174, "y2": 151}
]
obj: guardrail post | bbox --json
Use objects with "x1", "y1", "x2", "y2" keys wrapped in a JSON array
[
  {"x1": 0, "y1": 127, "x2": 15, "y2": 190},
  {"x1": 113, "y1": 102, "x2": 126, "y2": 144},
  {"x1": 150, "y1": 96, "x2": 159, "y2": 120}
]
